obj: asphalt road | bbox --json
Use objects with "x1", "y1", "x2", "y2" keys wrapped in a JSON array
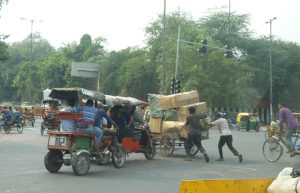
[{"x1": 1, "y1": 120, "x2": 300, "y2": 193}]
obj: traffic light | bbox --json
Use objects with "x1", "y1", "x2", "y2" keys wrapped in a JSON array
[
  {"x1": 171, "y1": 77, "x2": 175, "y2": 94},
  {"x1": 197, "y1": 39, "x2": 207, "y2": 53},
  {"x1": 175, "y1": 79, "x2": 181, "y2": 93},
  {"x1": 224, "y1": 45, "x2": 232, "y2": 58}
]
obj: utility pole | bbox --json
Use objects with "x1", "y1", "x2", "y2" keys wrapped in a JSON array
[
  {"x1": 175, "y1": 26, "x2": 181, "y2": 78},
  {"x1": 20, "y1": 18, "x2": 43, "y2": 103},
  {"x1": 229, "y1": 0, "x2": 231, "y2": 34},
  {"x1": 266, "y1": 17, "x2": 277, "y2": 120},
  {"x1": 162, "y1": 0, "x2": 166, "y2": 94}
]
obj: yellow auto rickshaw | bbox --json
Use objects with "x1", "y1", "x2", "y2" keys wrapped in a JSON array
[{"x1": 236, "y1": 112, "x2": 260, "y2": 132}]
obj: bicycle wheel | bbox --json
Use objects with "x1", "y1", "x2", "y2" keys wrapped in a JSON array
[{"x1": 262, "y1": 138, "x2": 283, "y2": 162}]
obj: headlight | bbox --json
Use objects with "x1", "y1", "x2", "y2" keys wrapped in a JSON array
[{"x1": 55, "y1": 136, "x2": 69, "y2": 147}]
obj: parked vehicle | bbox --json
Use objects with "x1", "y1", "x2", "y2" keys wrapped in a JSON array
[{"x1": 236, "y1": 112, "x2": 260, "y2": 132}]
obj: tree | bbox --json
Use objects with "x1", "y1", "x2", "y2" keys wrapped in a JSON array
[
  {"x1": 1, "y1": 32, "x2": 54, "y2": 102},
  {"x1": 100, "y1": 49, "x2": 131, "y2": 95},
  {"x1": 117, "y1": 47, "x2": 159, "y2": 100}
]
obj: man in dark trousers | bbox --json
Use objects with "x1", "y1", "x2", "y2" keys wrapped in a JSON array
[
  {"x1": 184, "y1": 107, "x2": 209, "y2": 162},
  {"x1": 212, "y1": 113, "x2": 243, "y2": 162}
]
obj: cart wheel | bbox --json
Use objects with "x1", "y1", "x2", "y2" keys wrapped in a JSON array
[
  {"x1": 145, "y1": 145, "x2": 156, "y2": 160},
  {"x1": 17, "y1": 123, "x2": 24, "y2": 133},
  {"x1": 159, "y1": 134, "x2": 175, "y2": 157},
  {"x1": 262, "y1": 138, "x2": 283, "y2": 162},
  {"x1": 190, "y1": 145, "x2": 199, "y2": 156},
  {"x1": 72, "y1": 152, "x2": 91, "y2": 176},
  {"x1": 4, "y1": 122, "x2": 10, "y2": 134},
  {"x1": 32, "y1": 121, "x2": 34, "y2": 127},
  {"x1": 236, "y1": 126, "x2": 240, "y2": 131},
  {"x1": 112, "y1": 145, "x2": 126, "y2": 168},
  {"x1": 184, "y1": 143, "x2": 199, "y2": 156},
  {"x1": 44, "y1": 150, "x2": 63, "y2": 173},
  {"x1": 98, "y1": 147, "x2": 110, "y2": 165},
  {"x1": 246, "y1": 129, "x2": 250, "y2": 132}
]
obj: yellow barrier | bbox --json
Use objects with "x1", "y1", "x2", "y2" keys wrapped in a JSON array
[{"x1": 179, "y1": 178, "x2": 275, "y2": 193}]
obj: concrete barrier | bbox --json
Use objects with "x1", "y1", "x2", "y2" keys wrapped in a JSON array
[{"x1": 179, "y1": 178, "x2": 275, "y2": 193}]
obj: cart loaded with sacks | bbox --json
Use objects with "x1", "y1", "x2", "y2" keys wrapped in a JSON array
[{"x1": 147, "y1": 91, "x2": 213, "y2": 157}]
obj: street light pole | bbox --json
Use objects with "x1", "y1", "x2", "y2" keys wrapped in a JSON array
[
  {"x1": 162, "y1": 0, "x2": 166, "y2": 94},
  {"x1": 20, "y1": 18, "x2": 42, "y2": 103},
  {"x1": 266, "y1": 17, "x2": 277, "y2": 120}
]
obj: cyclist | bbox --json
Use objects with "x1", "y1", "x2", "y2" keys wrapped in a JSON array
[{"x1": 278, "y1": 102, "x2": 298, "y2": 157}]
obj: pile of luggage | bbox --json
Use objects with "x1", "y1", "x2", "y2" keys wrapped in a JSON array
[{"x1": 148, "y1": 90, "x2": 212, "y2": 139}]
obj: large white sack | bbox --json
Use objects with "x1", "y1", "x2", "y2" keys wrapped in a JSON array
[{"x1": 268, "y1": 167, "x2": 300, "y2": 193}]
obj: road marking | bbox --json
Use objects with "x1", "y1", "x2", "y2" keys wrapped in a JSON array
[
  {"x1": 0, "y1": 170, "x2": 46, "y2": 178},
  {"x1": 24, "y1": 128, "x2": 39, "y2": 130}
]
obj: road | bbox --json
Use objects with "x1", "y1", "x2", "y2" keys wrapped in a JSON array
[{"x1": 0, "y1": 119, "x2": 300, "y2": 193}]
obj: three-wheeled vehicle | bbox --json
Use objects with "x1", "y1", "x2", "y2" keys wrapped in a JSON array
[
  {"x1": 44, "y1": 88, "x2": 126, "y2": 176},
  {"x1": 98, "y1": 95, "x2": 156, "y2": 165},
  {"x1": 0, "y1": 112, "x2": 24, "y2": 134},
  {"x1": 22, "y1": 106, "x2": 35, "y2": 127},
  {"x1": 236, "y1": 112, "x2": 261, "y2": 132},
  {"x1": 41, "y1": 99, "x2": 61, "y2": 135}
]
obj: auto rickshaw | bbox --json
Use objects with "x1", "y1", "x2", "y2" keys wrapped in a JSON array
[
  {"x1": 236, "y1": 112, "x2": 260, "y2": 132},
  {"x1": 44, "y1": 88, "x2": 126, "y2": 176},
  {"x1": 41, "y1": 99, "x2": 61, "y2": 135},
  {"x1": 22, "y1": 106, "x2": 35, "y2": 127}
]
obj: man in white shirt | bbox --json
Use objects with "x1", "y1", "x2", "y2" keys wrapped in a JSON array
[
  {"x1": 270, "y1": 117, "x2": 280, "y2": 129},
  {"x1": 211, "y1": 113, "x2": 243, "y2": 162}
]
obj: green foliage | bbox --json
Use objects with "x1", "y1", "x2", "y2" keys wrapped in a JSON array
[
  {"x1": 2, "y1": 8, "x2": 300, "y2": 111},
  {"x1": 117, "y1": 47, "x2": 158, "y2": 99}
]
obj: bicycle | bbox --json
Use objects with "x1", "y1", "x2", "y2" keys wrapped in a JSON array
[{"x1": 263, "y1": 130, "x2": 300, "y2": 162}]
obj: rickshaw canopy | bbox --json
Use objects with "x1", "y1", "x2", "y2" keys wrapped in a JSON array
[
  {"x1": 104, "y1": 95, "x2": 149, "y2": 107},
  {"x1": 48, "y1": 88, "x2": 105, "y2": 103},
  {"x1": 237, "y1": 112, "x2": 259, "y2": 122}
]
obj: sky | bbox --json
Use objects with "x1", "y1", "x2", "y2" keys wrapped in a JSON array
[{"x1": 0, "y1": 0, "x2": 300, "y2": 51}]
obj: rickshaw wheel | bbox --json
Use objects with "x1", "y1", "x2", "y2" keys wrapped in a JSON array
[
  {"x1": 256, "y1": 126, "x2": 260, "y2": 132},
  {"x1": 57, "y1": 124, "x2": 61, "y2": 132},
  {"x1": 97, "y1": 146, "x2": 110, "y2": 165},
  {"x1": 145, "y1": 145, "x2": 156, "y2": 160},
  {"x1": 236, "y1": 126, "x2": 240, "y2": 131},
  {"x1": 44, "y1": 150, "x2": 63, "y2": 173},
  {"x1": 159, "y1": 134, "x2": 175, "y2": 157},
  {"x1": 17, "y1": 123, "x2": 23, "y2": 133},
  {"x1": 41, "y1": 124, "x2": 45, "y2": 136},
  {"x1": 72, "y1": 152, "x2": 91, "y2": 176},
  {"x1": 112, "y1": 145, "x2": 126, "y2": 168},
  {"x1": 4, "y1": 122, "x2": 10, "y2": 134}
]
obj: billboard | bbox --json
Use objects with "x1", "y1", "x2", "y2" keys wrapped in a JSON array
[{"x1": 71, "y1": 62, "x2": 101, "y2": 78}]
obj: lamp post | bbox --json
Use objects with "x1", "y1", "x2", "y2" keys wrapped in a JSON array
[
  {"x1": 20, "y1": 18, "x2": 43, "y2": 103},
  {"x1": 266, "y1": 17, "x2": 277, "y2": 120},
  {"x1": 162, "y1": 0, "x2": 166, "y2": 94}
]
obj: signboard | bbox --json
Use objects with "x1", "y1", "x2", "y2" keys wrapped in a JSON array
[{"x1": 71, "y1": 62, "x2": 101, "y2": 78}]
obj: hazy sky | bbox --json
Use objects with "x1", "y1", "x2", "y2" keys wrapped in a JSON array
[{"x1": 1, "y1": 0, "x2": 299, "y2": 51}]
